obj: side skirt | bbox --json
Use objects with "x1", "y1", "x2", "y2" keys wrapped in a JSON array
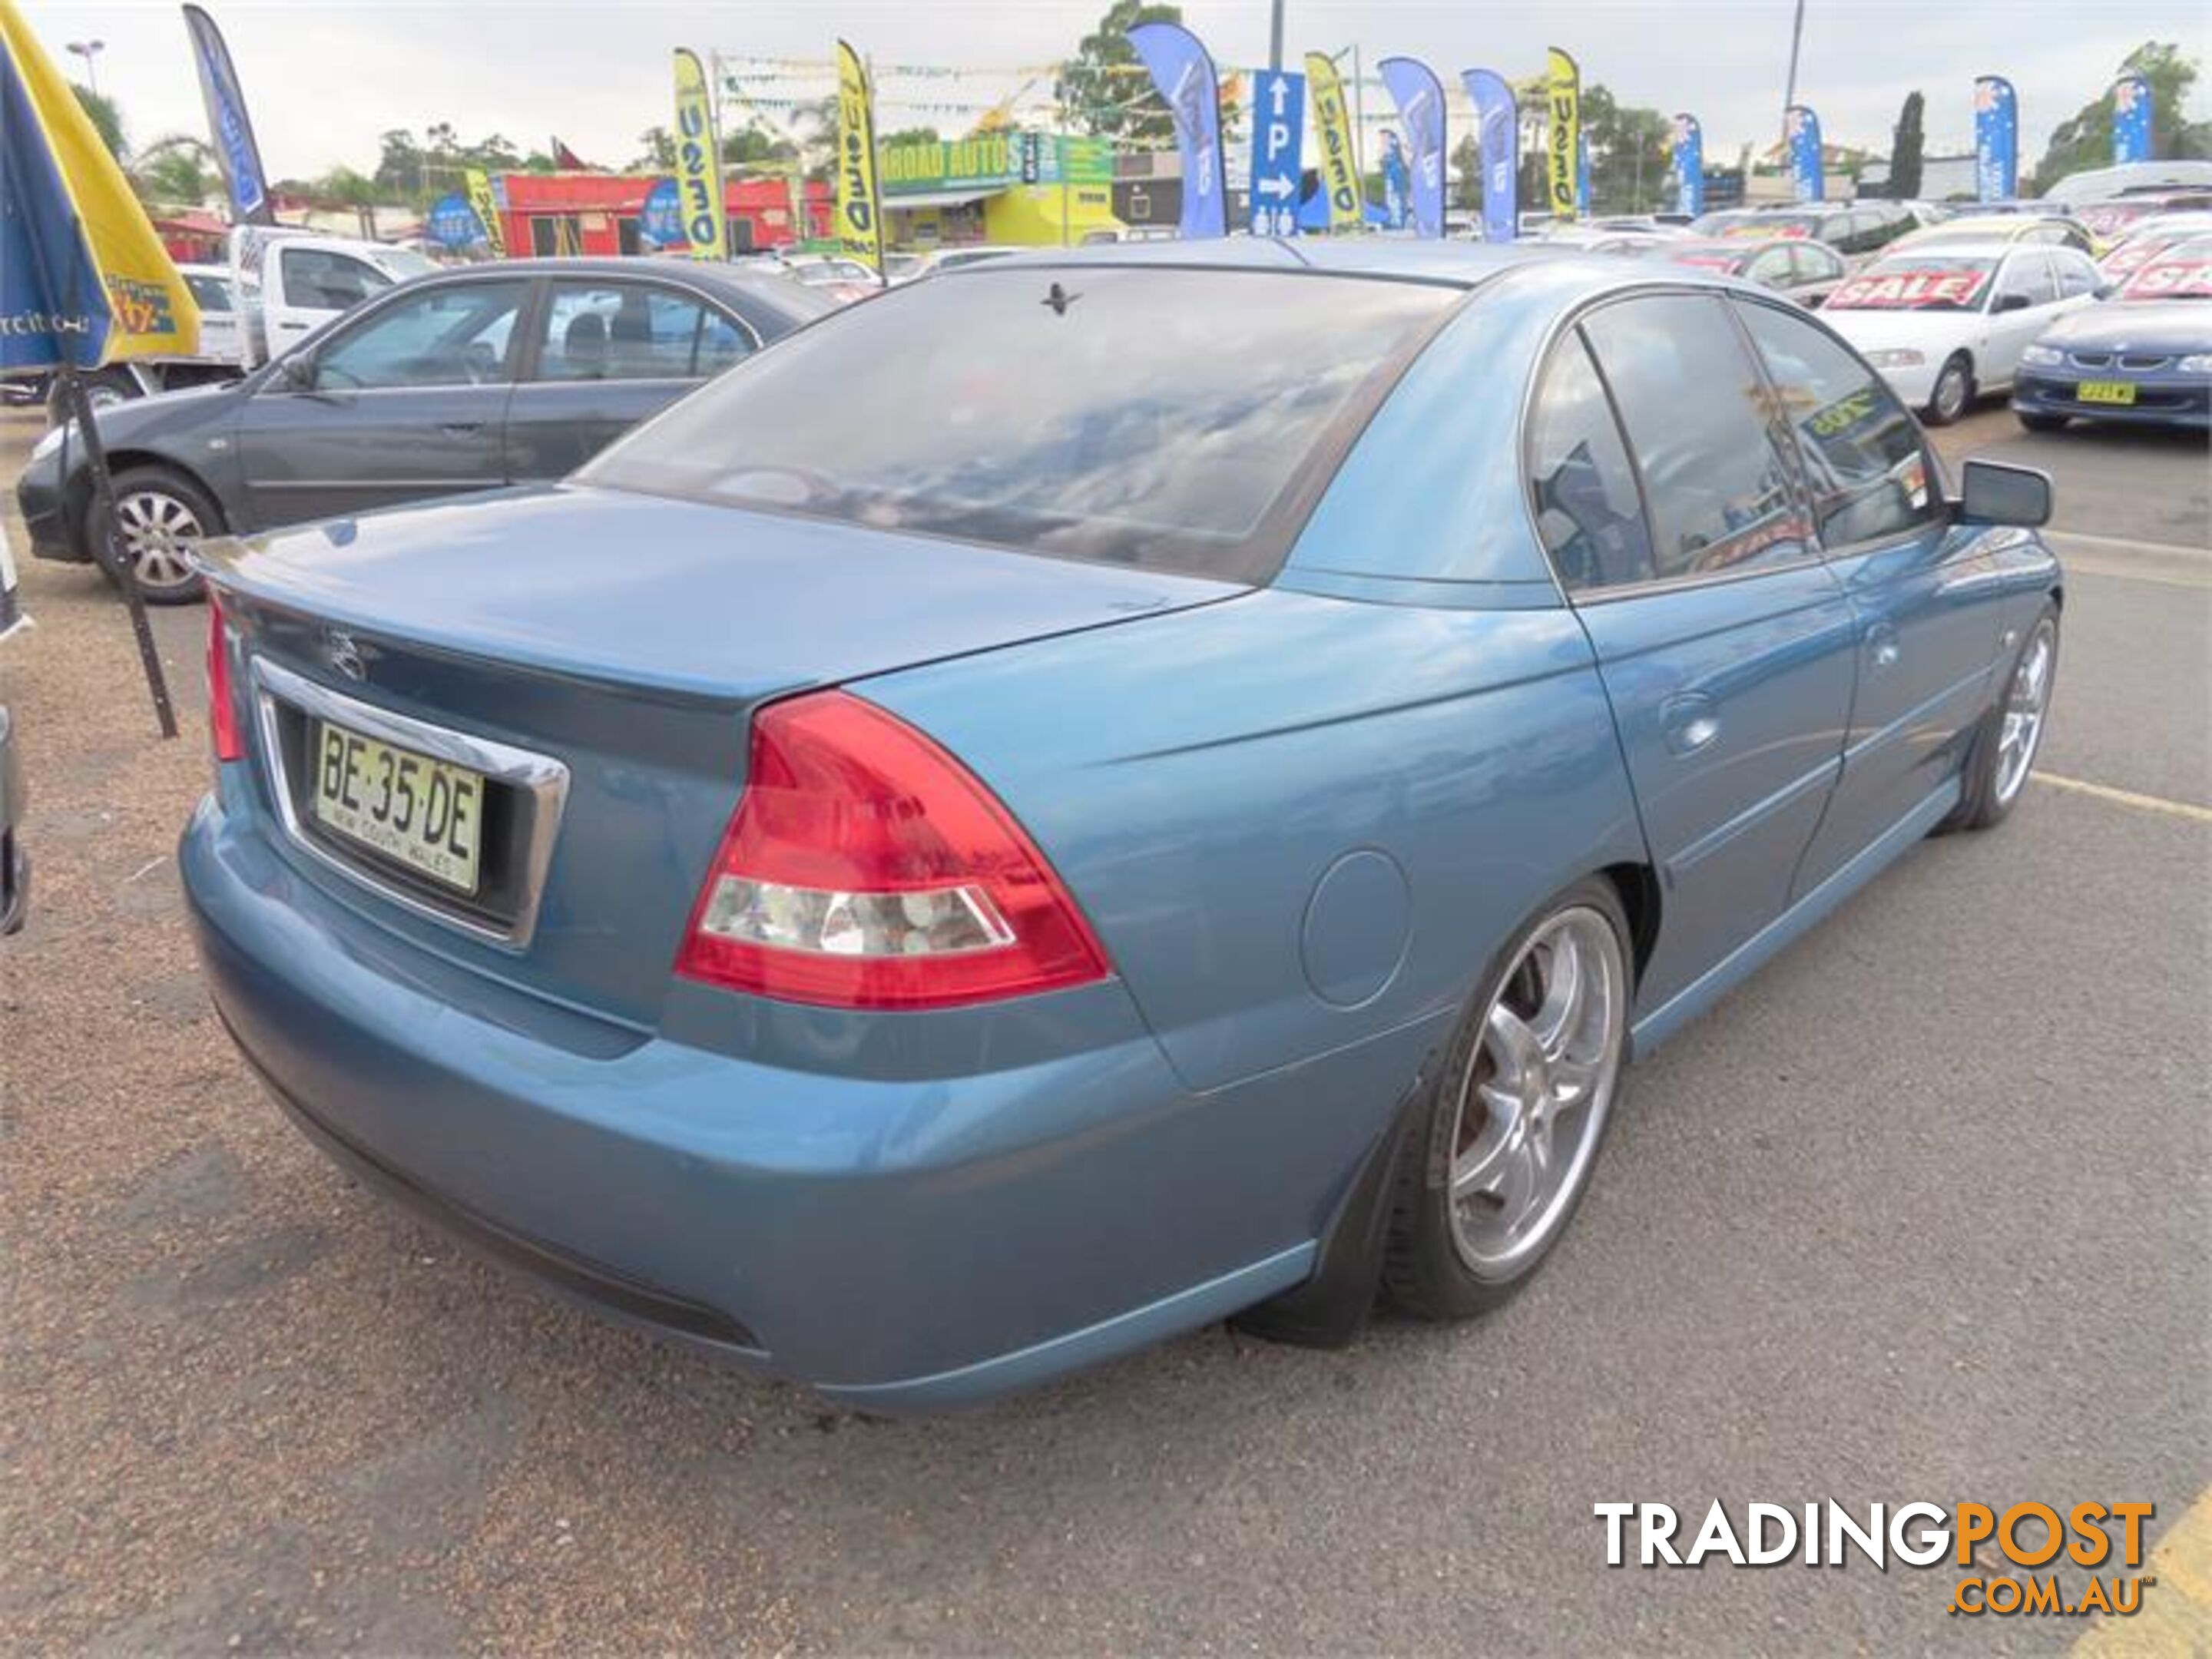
[{"x1": 1630, "y1": 777, "x2": 1962, "y2": 1058}]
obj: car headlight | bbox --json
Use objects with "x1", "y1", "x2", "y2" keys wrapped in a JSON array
[
  {"x1": 2020, "y1": 344, "x2": 2065, "y2": 367},
  {"x1": 1864, "y1": 349, "x2": 1926, "y2": 369},
  {"x1": 30, "y1": 421, "x2": 73, "y2": 461},
  {"x1": 2179, "y1": 353, "x2": 2212, "y2": 375}
]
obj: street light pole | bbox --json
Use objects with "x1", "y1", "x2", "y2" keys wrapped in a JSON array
[
  {"x1": 66, "y1": 38, "x2": 104, "y2": 97},
  {"x1": 1269, "y1": 0, "x2": 1284, "y2": 72},
  {"x1": 1781, "y1": 0, "x2": 1806, "y2": 140}
]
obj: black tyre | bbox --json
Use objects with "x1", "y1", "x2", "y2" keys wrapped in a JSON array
[
  {"x1": 1923, "y1": 353, "x2": 1974, "y2": 426},
  {"x1": 1385, "y1": 876, "x2": 1634, "y2": 1321},
  {"x1": 2015, "y1": 410, "x2": 2070, "y2": 434},
  {"x1": 1942, "y1": 602, "x2": 2059, "y2": 833},
  {"x1": 87, "y1": 466, "x2": 220, "y2": 605}
]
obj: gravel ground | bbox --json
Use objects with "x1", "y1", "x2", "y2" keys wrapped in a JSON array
[{"x1": 2, "y1": 401, "x2": 2206, "y2": 1655}]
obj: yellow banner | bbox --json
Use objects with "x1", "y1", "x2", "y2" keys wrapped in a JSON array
[
  {"x1": 835, "y1": 40, "x2": 885, "y2": 274},
  {"x1": 463, "y1": 167, "x2": 506, "y2": 258},
  {"x1": 673, "y1": 47, "x2": 726, "y2": 260},
  {"x1": 0, "y1": 0, "x2": 198, "y2": 363},
  {"x1": 1546, "y1": 47, "x2": 1581, "y2": 223},
  {"x1": 1304, "y1": 53, "x2": 1363, "y2": 234}
]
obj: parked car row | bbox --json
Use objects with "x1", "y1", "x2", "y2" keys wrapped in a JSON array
[{"x1": 17, "y1": 259, "x2": 832, "y2": 602}]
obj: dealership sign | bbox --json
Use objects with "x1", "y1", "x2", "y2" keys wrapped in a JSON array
[
  {"x1": 1829, "y1": 268, "x2": 1989, "y2": 309},
  {"x1": 879, "y1": 133, "x2": 1112, "y2": 196}
]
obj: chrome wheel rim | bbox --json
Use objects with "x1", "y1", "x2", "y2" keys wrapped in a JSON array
[
  {"x1": 111, "y1": 489, "x2": 205, "y2": 593},
  {"x1": 1935, "y1": 363, "x2": 1969, "y2": 421},
  {"x1": 1448, "y1": 906, "x2": 1628, "y2": 1280},
  {"x1": 1994, "y1": 618, "x2": 2056, "y2": 806}
]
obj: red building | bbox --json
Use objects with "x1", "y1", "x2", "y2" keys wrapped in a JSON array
[{"x1": 495, "y1": 172, "x2": 833, "y2": 258}]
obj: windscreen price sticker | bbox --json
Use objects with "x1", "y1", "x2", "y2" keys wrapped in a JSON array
[
  {"x1": 1595, "y1": 1500, "x2": 2160, "y2": 1621},
  {"x1": 2123, "y1": 257, "x2": 2212, "y2": 299},
  {"x1": 1828, "y1": 270, "x2": 1988, "y2": 309}
]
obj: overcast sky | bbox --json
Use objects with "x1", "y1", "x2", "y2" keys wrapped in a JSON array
[{"x1": 20, "y1": 0, "x2": 2210, "y2": 177}]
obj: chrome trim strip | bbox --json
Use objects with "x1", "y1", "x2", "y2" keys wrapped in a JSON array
[{"x1": 251, "y1": 656, "x2": 569, "y2": 952}]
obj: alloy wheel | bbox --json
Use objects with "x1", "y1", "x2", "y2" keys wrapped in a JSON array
[
  {"x1": 1933, "y1": 361, "x2": 1970, "y2": 423},
  {"x1": 111, "y1": 488, "x2": 206, "y2": 596},
  {"x1": 1994, "y1": 617, "x2": 2056, "y2": 806},
  {"x1": 1447, "y1": 906, "x2": 1628, "y2": 1280}
]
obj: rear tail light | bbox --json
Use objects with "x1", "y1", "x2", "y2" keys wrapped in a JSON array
[
  {"x1": 207, "y1": 595, "x2": 243, "y2": 763},
  {"x1": 675, "y1": 691, "x2": 1110, "y2": 1009}
]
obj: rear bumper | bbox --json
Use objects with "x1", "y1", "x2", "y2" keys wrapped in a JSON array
[
  {"x1": 2012, "y1": 369, "x2": 2212, "y2": 431},
  {"x1": 180, "y1": 790, "x2": 1359, "y2": 1411}
]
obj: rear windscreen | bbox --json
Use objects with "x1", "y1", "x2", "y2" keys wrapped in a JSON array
[{"x1": 580, "y1": 266, "x2": 1459, "y2": 581}]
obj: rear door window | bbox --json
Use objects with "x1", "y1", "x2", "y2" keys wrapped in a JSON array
[
  {"x1": 279, "y1": 247, "x2": 394, "y2": 310},
  {"x1": 1577, "y1": 294, "x2": 1811, "y2": 586},
  {"x1": 581, "y1": 267, "x2": 1459, "y2": 581},
  {"x1": 534, "y1": 282, "x2": 749, "y2": 382}
]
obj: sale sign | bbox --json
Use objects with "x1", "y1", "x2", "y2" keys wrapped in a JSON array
[
  {"x1": 1827, "y1": 268, "x2": 1992, "y2": 310},
  {"x1": 2121, "y1": 257, "x2": 2212, "y2": 300}
]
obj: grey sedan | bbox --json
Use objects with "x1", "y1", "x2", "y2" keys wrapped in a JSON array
[{"x1": 15, "y1": 258, "x2": 831, "y2": 602}]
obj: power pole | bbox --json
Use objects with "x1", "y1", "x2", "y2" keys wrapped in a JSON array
[
  {"x1": 1269, "y1": 0, "x2": 1284, "y2": 72},
  {"x1": 1781, "y1": 0, "x2": 1806, "y2": 139}
]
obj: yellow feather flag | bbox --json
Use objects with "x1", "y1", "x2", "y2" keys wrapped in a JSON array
[
  {"x1": 834, "y1": 41, "x2": 885, "y2": 275},
  {"x1": 673, "y1": 48, "x2": 727, "y2": 260},
  {"x1": 0, "y1": 0, "x2": 198, "y2": 367},
  {"x1": 1546, "y1": 48, "x2": 1581, "y2": 224},
  {"x1": 1304, "y1": 53, "x2": 1363, "y2": 234}
]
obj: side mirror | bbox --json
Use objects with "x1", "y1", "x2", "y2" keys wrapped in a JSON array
[
  {"x1": 2094, "y1": 282, "x2": 2118, "y2": 300},
  {"x1": 1955, "y1": 459, "x2": 2051, "y2": 528},
  {"x1": 1994, "y1": 292, "x2": 2033, "y2": 313},
  {"x1": 277, "y1": 353, "x2": 316, "y2": 392}
]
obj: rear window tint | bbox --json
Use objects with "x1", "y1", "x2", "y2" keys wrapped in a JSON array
[{"x1": 581, "y1": 267, "x2": 1459, "y2": 581}]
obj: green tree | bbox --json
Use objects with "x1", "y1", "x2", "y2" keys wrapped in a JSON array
[
  {"x1": 1580, "y1": 84, "x2": 1672, "y2": 214},
  {"x1": 632, "y1": 126, "x2": 677, "y2": 172},
  {"x1": 131, "y1": 134, "x2": 217, "y2": 206},
  {"x1": 723, "y1": 126, "x2": 800, "y2": 171},
  {"x1": 73, "y1": 83, "x2": 126, "y2": 160},
  {"x1": 1058, "y1": 0, "x2": 1181, "y2": 144},
  {"x1": 314, "y1": 165, "x2": 383, "y2": 238},
  {"x1": 2033, "y1": 41, "x2": 2210, "y2": 191},
  {"x1": 1887, "y1": 91, "x2": 1926, "y2": 199}
]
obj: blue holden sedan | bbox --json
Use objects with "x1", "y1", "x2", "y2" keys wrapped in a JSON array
[
  {"x1": 2013, "y1": 234, "x2": 2212, "y2": 432},
  {"x1": 182, "y1": 243, "x2": 2062, "y2": 1412}
]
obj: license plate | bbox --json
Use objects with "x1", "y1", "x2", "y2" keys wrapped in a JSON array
[
  {"x1": 311, "y1": 721, "x2": 485, "y2": 894},
  {"x1": 2076, "y1": 380, "x2": 2137, "y2": 405}
]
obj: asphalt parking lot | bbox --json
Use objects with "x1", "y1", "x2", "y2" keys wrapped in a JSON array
[{"x1": 2, "y1": 399, "x2": 2207, "y2": 1654}]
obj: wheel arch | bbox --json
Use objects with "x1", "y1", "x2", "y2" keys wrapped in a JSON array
[{"x1": 65, "y1": 450, "x2": 227, "y2": 554}]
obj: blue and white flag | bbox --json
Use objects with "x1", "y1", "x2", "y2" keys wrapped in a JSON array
[
  {"x1": 1380, "y1": 129, "x2": 1409, "y2": 230},
  {"x1": 1974, "y1": 76, "x2": 2018, "y2": 201},
  {"x1": 1785, "y1": 104, "x2": 1824, "y2": 203},
  {"x1": 426, "y1": 191, "x2": 487, "y2": 251},
  {"x1": 1460, "y1": 68, "x2": 1518, "y2": 243},
  {"x1": 181, "y1": 5, "x2": 274, "y2": 226},
  {"x1": 1377, "y1": 56, "x2": 1446, "y2": 239},
  {"x1": 1127, "y1": 20, "x2": 1227, "y2": 240},
  {"x1": 1672, "y1": 113, "x2": 1704, "y2": 217},
  {"x1": 639, "y1": 177, "x2": 684, "y2": 248},
  {"x1": 2112, "y1": 74, "x2": 2153, "y2": 164}
]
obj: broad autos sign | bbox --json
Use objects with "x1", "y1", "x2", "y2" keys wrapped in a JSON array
[{"x1": 879, "y1": 133, "x2": 1111, "y2": 195}]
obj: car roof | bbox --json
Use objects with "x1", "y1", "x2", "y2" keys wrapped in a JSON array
[
  {"x1": 930, "y1": 237, "x2": 1561, "y2": 289},
  {"x1": 1871, "y1": 237, "x2": 2027, "y2": 260}
]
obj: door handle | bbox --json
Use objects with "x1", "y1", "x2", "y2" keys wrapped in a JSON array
[
  {"x1": 1661, "y1": 692, "x2": 1721, "y2": 757},
  {"x1": 1867, "y1": 623, "x2": 1902, "y2": 670},
  {"x1": 439, "y1": 421, "x2": 485, "y2": 435}
]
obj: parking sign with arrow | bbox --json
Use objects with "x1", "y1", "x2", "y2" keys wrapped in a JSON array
[{"x1": 1248, "y1": 68, "x2": 1306, "y2": 237}]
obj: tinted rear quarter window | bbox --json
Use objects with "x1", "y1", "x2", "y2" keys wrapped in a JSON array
[
  {"x1": 582, "y1": 267, "x2": 1459, "y2": 581},
  {"x1": 1578, "y1": 294, "x2": 1810, "y2": 586},
  {"x1": 1526, "y1": 333, "x2": 1654, "y2": 592}
]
